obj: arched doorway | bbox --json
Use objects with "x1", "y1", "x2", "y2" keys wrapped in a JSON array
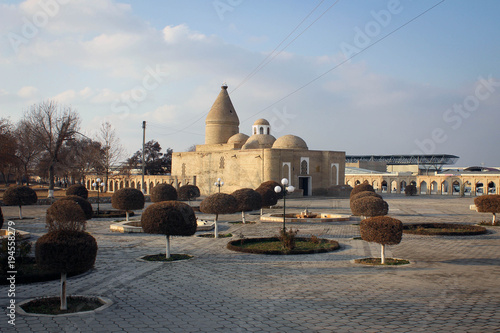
[
  {"x1": 488, "y1": 181, "x2": 496, "y2": 194},
  {"x1": 381, "y1": 180, "x2": 388, "y2": 193},
  {"x1": 420, "y1": 181, "x2": 428, "y2": 194},
  {"x1": 431, "y1": 181, "x2": 438, "y2": 194}
]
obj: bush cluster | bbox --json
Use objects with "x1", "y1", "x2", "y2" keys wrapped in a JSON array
[
  {"x1": 3, "y1": 185, "x2": 38, "y2": 207},
  {"x1": 350, "y1": 182, "x2": 374, "y2": 198},
  {"x1": 150, "y1": 183, "x2": 177, "y2": 203},
  {"x1": 360, "y1": 216, "x2": 403, "y2": 245},
  {"x1": 474, "y1": 194, "x2": 500, "y2": 213},
  {"x1": 255, "y1": 185, "x2": 278, "y2": 207},
  {"x1": 200, "y1": 193, "x2": 238, "y2": 215},
  {"x1": 66, "y1": 184, "x2": 89, "y2": 199},
  {"x1": 231, "y1": 188, "x2": 262, "y2": 212},
  {"x1": 112, "y1": 188, "x2": 145, "y2": 212},
  {"x1": 35, "y1": 230, "x2": 97, "y2": 273},
  {"x1": 141, "y1": 201, "x2": 197, "y2": 236},
  {"x1": 405, "y1": 184, "x2": 417, "y2": 196},
  {"x1": 177, "y1": 185, "x2": 200, "y2": 201},
  {"x1": 46, "y1": 200, "x2": 87, "y2": 232},
  {"x1": 258, "y1": 180, "x2": 283, "y2": 199}
]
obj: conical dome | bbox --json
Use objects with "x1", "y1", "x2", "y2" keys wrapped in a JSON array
[{"x1": 205, "y1": 85, "x2": 240, "y2": 144}]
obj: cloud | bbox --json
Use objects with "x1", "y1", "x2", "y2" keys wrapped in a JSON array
[{"x1": 17, "y1": 86, "x2": 38, "y2": 99}]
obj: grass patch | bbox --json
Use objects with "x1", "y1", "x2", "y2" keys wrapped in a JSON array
[
  {"x1": 141, "y1": 253, "x2": 193, "y2": 262},
  {"x1": 227, "y1": 237, "x2": 340, "y2": 255},
  {"x1": 478, "y1": 221, "x2": 499, "y2": 226},
  {"x1": 21, "y1": 296, "x2": 103, "y2": 315},
  {"x1": 403, "y1": 223, "x2": 487, "y2": 236},
  {"x1": 355, "y1": 257, "x2": 410, "y2": 265},
  {"x1": 198, "y1": 233, "x2": 232, "y2": 238}
]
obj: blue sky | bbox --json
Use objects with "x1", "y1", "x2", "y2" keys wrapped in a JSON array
[{"x1": 1, "y1": 0, "x2": 499, "y2": 167}]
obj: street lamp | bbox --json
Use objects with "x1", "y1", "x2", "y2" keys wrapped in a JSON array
[
  {"x1": 214, "y1": 178, "x2": 224, "y2": 193},
  {"x1": 92, "y1": 178, "x2": 105, "y2": 216},
  {"x1": 274, "y1": 178, "x2": 295, "y2": 233}
]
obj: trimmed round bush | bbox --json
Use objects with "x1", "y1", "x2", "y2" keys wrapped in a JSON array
[
  {"x1": 350, "y1": 191, "x2": 383, "y2": 214},
  {"x1": 232, "y1": 188, "x2": 262, "y2": 212},
  {"x1": 200, "y1": 193, "x2": 238, "y2": 215},
  {"x1": 474, "y1": 194, "x2": 500, "y2": 225},
  {"x1": 257, "y1": 180, "x2": 283, "y2": 199},
  {"x1": 57, "y1": 195, "x2": 93, "y2": 219},
  {"x1": 112, "y1": 188, "x2": 145, "y2": 212},
  {"x1": 177, "y1": 185, "x2": 201, "y2": 201},
  {"x1": 405, "y1": 184, "x2": 417, "y2": 196},
  {"x1": 46, "y1": 200, "x2": 87, "y2": 233},
  {"x1": 151, "y1": 183, "x2": 177, "y2": 203},
  {"x1": 351, "y1": 196, "x2": 388, "y2": 217},
  {"x1": 141, "y1": 201, "x2": 197, "y2": 236},
  {"x1": 66, "y1": 184, "x2": 88, "y2": 199},
  {"x1": 350, "y1": 182, "x2": 375, "y2": 198},
  {"x1": 35, "y1": 230, "x2": 97, "y2": 274},
  {"x1": 3, "y1": 185, "x2": 38, "y2": 219},
  {"x1": 255, "y1": 185, "x2": 279, "y2": 207},
  {"x1": 360, "y1": 216, "x2": 403, "y2": 245}
]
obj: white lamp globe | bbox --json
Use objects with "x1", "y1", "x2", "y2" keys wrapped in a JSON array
[
  {"x1": 100, "y1": 182, "x2": 105, "y2": 187},
  {"x1": 274, "y1": 185, "x2": 282, "y2": 193},
  {"x1": 96, "y1": 178, "x2": 101, "y2": 182},
  {"x1": 220, "y1": 181, "x2": 224, "y2": 186},
  {"x1": 288, "y1": 186, "x2": 295, "y2": 193},
  {"x1": 281, "y1": 178, "x2": 288, "y2": 186},
  {"x1": 217, "y1": 178, "x2": 221, "y2": 182},
  {"x1": 92, "y1": 182, "x2": 97, "y2": 187}
]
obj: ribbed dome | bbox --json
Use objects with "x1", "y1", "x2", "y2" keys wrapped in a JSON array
[
  {"x1": 253, "y1": 118, "x2": 270, "y2": 126},
  {"x1": 272, "y1": 135, "x2": 308, "y2": 150},
  {"x1": 227, "y1": 133, "x2": 250, "y2": 148},
  {"x1": 241, "y1": 134, "x2": 276, "y2": 150}
]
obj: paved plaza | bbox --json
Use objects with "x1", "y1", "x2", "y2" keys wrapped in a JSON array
[{"x1": 1, "y1": 195, "x2": 500, "y2": 332}]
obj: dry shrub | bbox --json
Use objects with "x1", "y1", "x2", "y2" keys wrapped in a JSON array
[
  {"x1": 257, "y1": 180, "x2": 283, "y2": 199},
  {"x1": 35, "y1": 230, "x2": 97, "y2": 273},
  {"x1": 231, "y1": 188, "x2": 262, "y2": 212},
  {"x1": 177, "y1": 185, "x2": 200, "y2": 201},
  {"x1": 360, "y1": 216, "x2": 403, "y2": 245},
  {"x1": 350, "y1": 181, "x2": 375, "y2": 198},
  {"x1": 46, "y1": 200, "x2": 87, "y2": 232},
  {"x1": 150, "y1": 183, "x2": 177, "y2": 203},
  {"x1": 277, "y1": 228, "x2": 299, "y2": 252},
  {"x1": 200, "y1": 193, "x2": 238, "y2": 215},
  {"x1": 255, "y1": 186, "x2": 278, "y2": 207},
  {"x1": 351, "y1": 196, "x2": 388, "y2": 217},
  {"x1": 57, "y1": 195, "x2": 93, "y2": 219},
  {"x1": 112, "y1": 188, "x2": 145, "y2": 212},
  {"x1": 3, "y1": 185, "x2": 38, "y2": 206},
  {"x1": 405, "y1": 184, "x2": 417, "y2": 196},
  {"x1": 141, "y1": 201, "x2": 197, "y2": 236},
  {"x1": 66, "y1": 184, "x2": 88, "y2": 199},
  {"x1": 474, "y1": 194, "x2": 500, "y2": 213}
]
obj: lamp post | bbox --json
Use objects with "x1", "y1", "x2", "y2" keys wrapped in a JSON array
[
  {"x1": 92, "y1": 178, "x2": 105, "y2": 216},
  {"x1": 274, "y1": 178, "x2": 295, "y2": 233},
  {"x1": 214, "y1": 178, "x2": 224, "y2": 193}
]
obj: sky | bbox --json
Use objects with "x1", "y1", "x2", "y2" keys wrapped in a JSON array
[{"x1": 1, "y1": 0, "x2": 499, "y2": 167}]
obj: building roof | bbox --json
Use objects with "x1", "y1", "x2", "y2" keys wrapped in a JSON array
[
  {"x1": 272, "y1": 135, "x2": 308, "y2": 150},
  {"x1": 346, "y1": 154, "x2": 459, "y2": 166},
  {"x1": 253, "y1": 118, "x2": 270, "y2": 126},
  {"x1": 241, "y1": 134, "x2": 276, "y2": 149},
  {"x1": 205, "y1": 85, "x2": 239, "y2": 125},
  {"x1": 227, "y1": 133, "x2": 250, "y2": 145}
]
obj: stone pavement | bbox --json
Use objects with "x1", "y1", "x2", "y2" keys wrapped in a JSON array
[{"x1": 1, "y1": 195, "x2": 499, "y2": 332}]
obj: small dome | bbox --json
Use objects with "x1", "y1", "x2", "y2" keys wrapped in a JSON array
[
  {"x1": 241, "y1": 134, "x2": 276, "y2": 150},
  {"x1": 272, "y1": 135, "x2": 308, "y2": 150},
  {"x1": 227, "y1": 133, "x2": 250, "y2": 148},
  {"x1": 253, "y1": 118, "x2": 270, "y2": 126}
]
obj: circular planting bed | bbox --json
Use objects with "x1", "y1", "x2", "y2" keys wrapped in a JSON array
[
  {"x1": 140, "y1": 253, "x2": 193, "y2": 262},
  {"x1": 92, "y1": 210, "x2": 133, "y2": 218},
  {"x1": 227, "y1": 237, "x2": 340, "y2": 255},
  {"x1": 18, "y1": 296, "x2": 111, "y2": 316},
  {"x1": 197, "y1": 233, "x2": 232, "y2": 238},
  {"x1": 403, "y1": 223, "x2": 487, "y2": 236},
  {"x1": 0, "y1": 257, "x2": 90, "y2": 285},
  {"x1": 354, "y1": 258, "x2": 410, "y2": 266}
]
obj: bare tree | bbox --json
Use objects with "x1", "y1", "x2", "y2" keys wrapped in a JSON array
[
  {"x1": 97, "y1": 121, "x2": 124, "y2": 192},
  {"x1": 14, "y1": 120, "x2": 42, "y2": 186},
  {"x1": 0, "y1": 118, "x2": 18, "y2": 185},
  {"x1": 23, "y1": 101, "x2": 80, "y2": 198}
]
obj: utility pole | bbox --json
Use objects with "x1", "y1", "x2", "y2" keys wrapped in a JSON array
[{"x1": 142, "y1": 121, "x2": 146, "y2": 194}]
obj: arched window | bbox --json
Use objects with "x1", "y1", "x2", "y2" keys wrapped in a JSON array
[
  {"x1": 420, "y1": 181, "x2": 427, "y2": 194},
  {"x1": 259, "y1": 127, "x2": 264, "y2": 134},
  {"x1": 282, "y1": 163, "x2": 290, "y2": 181},
  {"x1": 300, "y1": 160, "x2": 308, "y2": 175},
  {"x1": 219, "y1": 156, "x2": 225, "y2": 169}
]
